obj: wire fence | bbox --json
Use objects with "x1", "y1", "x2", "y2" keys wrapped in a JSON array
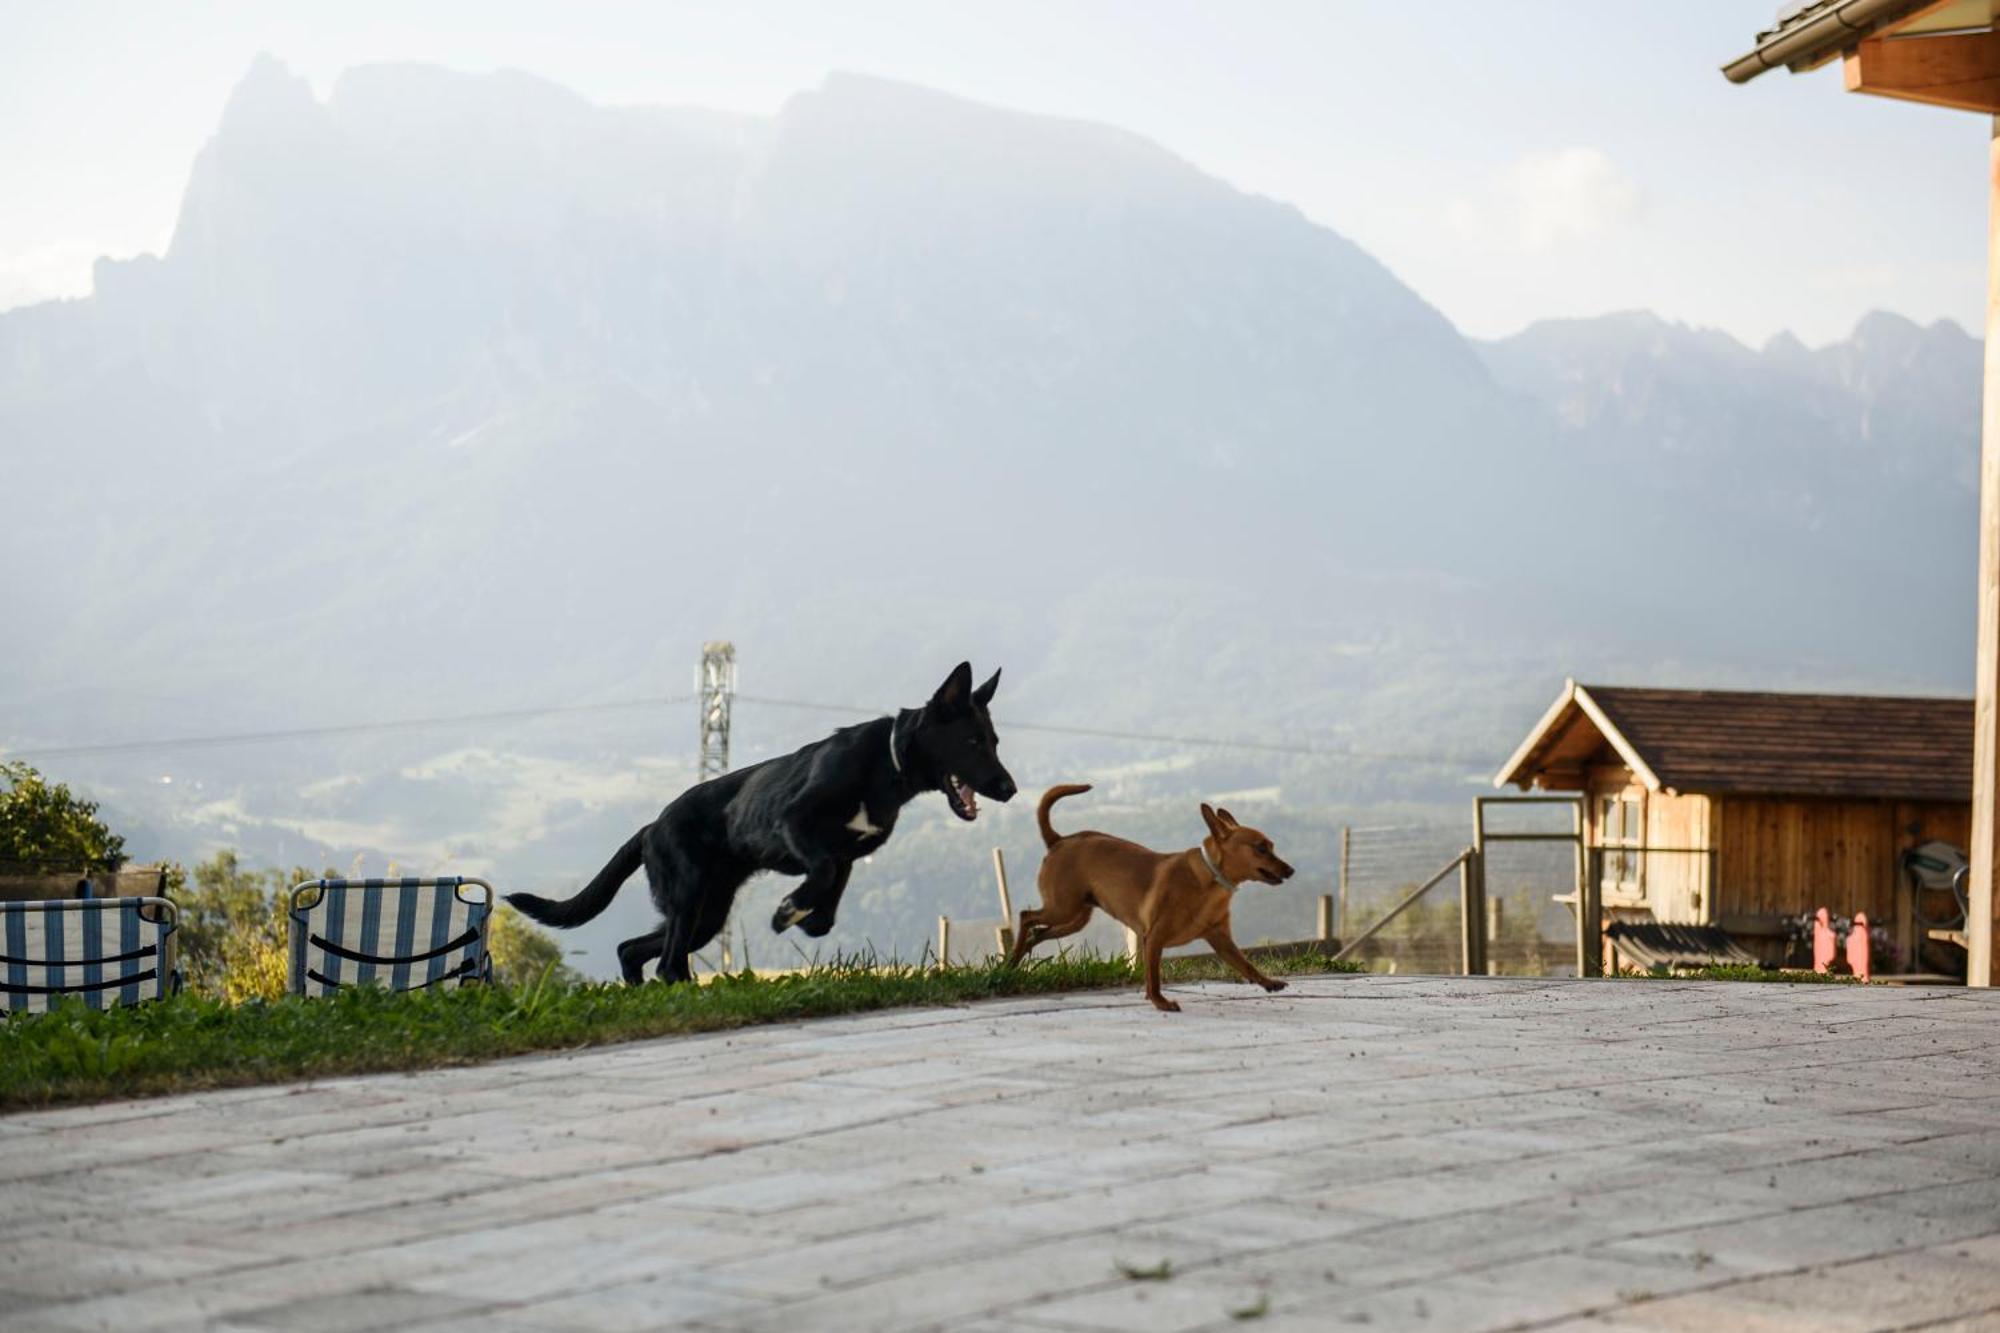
[{"x1": 1339, "y1": 823, "x2": 1580, "y2": 977}]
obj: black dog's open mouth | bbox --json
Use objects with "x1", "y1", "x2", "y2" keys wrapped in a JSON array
[{"x1": 943, "y1": 774, "x2": 979, "y2": 822}]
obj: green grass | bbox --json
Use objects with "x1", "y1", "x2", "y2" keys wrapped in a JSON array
[
  {"x1": 1615, "y1": 963, "x2": 1858, "y2": 983},
  {"x1": 0, "y1": 948, "x2": 1362, "y2": 1111}
]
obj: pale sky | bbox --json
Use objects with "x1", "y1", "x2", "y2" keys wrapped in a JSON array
[{"x1": 1, "y1": 1, "x2": 1987, "y2": 347}]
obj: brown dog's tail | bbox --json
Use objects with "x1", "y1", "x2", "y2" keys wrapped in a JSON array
[{"x1": 1037, "y1": 783, "x2": 1092, "y2": 848}]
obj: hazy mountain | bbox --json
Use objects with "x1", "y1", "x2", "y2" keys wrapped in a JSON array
[
  {"x1": 1482, "y1": 307, "x2": 1977, "y2": 500},
  {"x1": 1479, "y1": 308, "x2": 1979, "y2": 668},
  {"x1": 0, "y1": 59, "x2": 1981, "y2": 971},
  {"x1": 4, "y1": 59, "x2": 1564, "y2": 731}
]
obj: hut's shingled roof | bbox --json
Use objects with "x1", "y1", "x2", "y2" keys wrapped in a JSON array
[{"x1": 1499, "y1": 685, "x2": 1972, "y2": 802}]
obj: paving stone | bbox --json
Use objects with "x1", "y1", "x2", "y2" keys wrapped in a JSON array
[
  {"x1": 1016, "y1": 1267, "x2": 1286, "y2": 1332},
  {"x1": 226, "y1": 1287, "x2": 484, "y2": 1332},
  {"x1": 490, "y1": 1274, "x2": 766, "y2": 1331}
]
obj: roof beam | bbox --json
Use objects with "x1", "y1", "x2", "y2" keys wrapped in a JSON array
[
  {"x1": 1570, "y1": 687, "x2": 1666, "y2": 794},
  {"x1": 1846, "y1": 30, "x2": 2000, "y2": 113}
]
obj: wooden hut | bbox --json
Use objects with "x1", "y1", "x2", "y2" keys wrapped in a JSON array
[{"x1": 1496, "y1": 681, "x2": 1971, "y2": 970}]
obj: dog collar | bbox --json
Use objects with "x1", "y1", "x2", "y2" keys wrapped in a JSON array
[
  {"x1": 1199, "y1": 844, "x2": 1238, "y2": 893},
  {"x1": 888, "y1": 713, "x2": 906, "y2": 775}
]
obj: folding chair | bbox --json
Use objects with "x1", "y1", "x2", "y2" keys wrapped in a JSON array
[
  {"x1": 287, "y1": 877, "x2": 495, "y2": 997},
  {"x1": 0, "y1": 897, "x2": 182, "y2": 1014}
]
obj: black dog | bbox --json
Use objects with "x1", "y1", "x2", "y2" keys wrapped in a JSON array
[{"x1": 506, "y1": 662, "x2": 1017, "y2": 984}]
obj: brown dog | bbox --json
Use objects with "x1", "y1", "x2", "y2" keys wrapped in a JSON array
[{"x1": 1007, "y1": 783, "x2": 1297, "y2": 1012}]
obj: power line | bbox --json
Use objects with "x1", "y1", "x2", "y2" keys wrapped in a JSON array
[
  {"x1": 7, "y1": 695, "x2": 696, "y2": 761},
  {"x1": 5, "y1": 688, "x2": 1492, "y2": 770},
  {"x1": 733, "y1": 694, "x2": 1489, "y2": 768}
]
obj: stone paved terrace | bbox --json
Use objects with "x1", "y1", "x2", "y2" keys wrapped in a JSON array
[{"x1": 5, "y1": 975, "x2": 2000, "y2": 1332}]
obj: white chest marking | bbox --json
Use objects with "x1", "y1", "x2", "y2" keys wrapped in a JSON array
[{"x1": 846, "y1": 804, "x2": 884, "y2": 839}]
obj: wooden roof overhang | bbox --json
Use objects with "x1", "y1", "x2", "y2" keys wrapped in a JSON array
[
  {"x1": 1725, "y1": 1, "x2": 2000, "y2": 113},
  {"x1": 1493, "y1": 681, "x2": 1663, "y2": 795}
]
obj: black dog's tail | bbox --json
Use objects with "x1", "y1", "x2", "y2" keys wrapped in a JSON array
[
  {"x1": 506, "y1": 828, "x2": 646, "y2": 929},
  {"x1": 1037, "y1": 784, "x2": 1091, "y2": 848}
]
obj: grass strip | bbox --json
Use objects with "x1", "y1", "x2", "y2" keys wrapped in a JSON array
[
  {"x1": 0, "y1": 948, "x2": 1362, "y2": 1111},
  {"x1": 1614, "y1": 963, "x2": 1858, "y2": 983}
]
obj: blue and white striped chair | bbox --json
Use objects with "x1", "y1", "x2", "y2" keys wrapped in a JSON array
[
  {"x1": 0, "y1": 897, "x2": 182, "y2": 1014},
  {"x1": 287, "y1": 877, "x2": 495, "y2": 997}
]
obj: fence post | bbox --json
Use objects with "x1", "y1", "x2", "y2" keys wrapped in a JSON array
[
  {"x1": 1459, "y1": 852, "x2": 1476, "y2": 976},
  {"x1": 1580, "y1": 846, "x2": 1603, "y2": 977},
  {"x1": 1317, "y1": 894, "x2": 1334, "y2": 943},
  {"x1": 1337, "y1": 825, "x2": 1352, "y2": 940},
  {"x1": 937, "y1": 915, "x2": 951, "y2": 969},
  {"x1": 1571, "y1": 799, "x2": 1588, "y2": 976},
  {"x1": 1466, "y1": 801, "x2": 1490, "y2": 976},
  {"x1": 1486, "y1": 896, "x2": 1503, "y2": 963},
  {"x1": 991, "y1": 847, "x2": 1014, "y2": 954}
]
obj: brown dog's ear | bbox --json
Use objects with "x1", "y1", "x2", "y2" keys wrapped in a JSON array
[
  {"x1": 1199, "y1": 803, "x2": 1225, "y2": 840},
  {"x1": 1215, "y1": 808, "x2": 1239, "y2": 829}
]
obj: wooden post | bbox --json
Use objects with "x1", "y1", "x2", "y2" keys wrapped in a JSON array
[
  {"x1": 1336, "y1": 820, "x2": 1352, "y2": 932},
  {"x1": 991, "y1": 847, "x2": 1015, "y2": 955},
  {"x1": 1317, "y1": 894, "x2": 1334, "y2": 943},
  {"x1": 1465, "y1": 800, "x2": 1489, "y2": 976},
  {"x1": 1486, "y1": 895, "x2": 1503, "y2": 973},
  {"x1": 1573, "y1": 799, "x2": 1587, "y2": 975},
  {"x1": 1459, "y1": 853, "x2": 1478, "y2": 976},
  {"x1": 937, "y1": 915, "x2": 951, "y2": 968},
  {"x1": 1972, "y1": 112, "x2": 2000, "y2": 988},
  {"x1": 1564, "y1": 798, "x2": 1604, "y2": 979},
  {"x1": 1585, "y1": 845, "x2": 1604, "y2": 977},
  {"x1": 1897, "y1": 865, "x2": 1917, "y2": 974}
]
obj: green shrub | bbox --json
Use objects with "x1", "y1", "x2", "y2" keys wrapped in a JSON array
[
  {"x1": 0, "y1": 761, "x2": 126, "y2": 870},
  {"x1": 168, "y1": 853, "x2": 306, "y2": 1002}
]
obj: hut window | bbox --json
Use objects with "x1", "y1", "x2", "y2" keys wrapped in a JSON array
[{"x1": 1600, "y1": 794, "x2": 1644, "y2": 896}]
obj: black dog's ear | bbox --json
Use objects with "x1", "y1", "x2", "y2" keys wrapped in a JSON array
[
  {"x1": 1199, "y1": 803, "x2": 1226, "y2": 841},
  {"x1": 931, "y1": 662, "x2": 975, "y2": 711},
  {"x1": 972, "y1": 668, "x2": 1001, "y2": 708}
]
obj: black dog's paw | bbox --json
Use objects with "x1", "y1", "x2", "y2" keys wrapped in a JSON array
[{"x1": 771, "y1": 894, "x2": 836, "y2": 937}]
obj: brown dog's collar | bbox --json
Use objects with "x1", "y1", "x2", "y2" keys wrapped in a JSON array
[{"x1": 1198, "y1": 844, "x2": 1238, "y2": 893}]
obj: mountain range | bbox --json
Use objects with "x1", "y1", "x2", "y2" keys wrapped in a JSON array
[{"x1": 0, "y1": 58, "x2": 1979, "y2": 970}]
